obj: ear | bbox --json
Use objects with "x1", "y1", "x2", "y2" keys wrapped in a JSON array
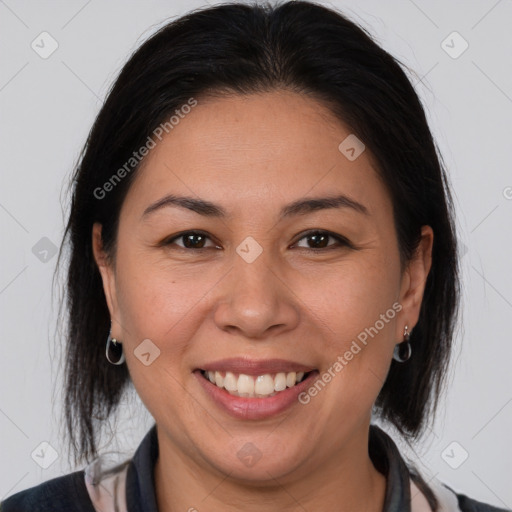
[
  {"x1": 92, "y1": 223, "x2": 119, "y2": 326},
  {"x1": 397, "y1": 225, "x2": 433, "y2": 337}
]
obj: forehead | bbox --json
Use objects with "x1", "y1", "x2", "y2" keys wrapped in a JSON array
[{"x1": 122, "y1": 90, "x2": 390, "y2": 220}]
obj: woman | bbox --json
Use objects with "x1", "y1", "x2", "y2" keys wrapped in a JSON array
[{"x1": 1, "y1": 1, "x2": 507, "y2": 511}]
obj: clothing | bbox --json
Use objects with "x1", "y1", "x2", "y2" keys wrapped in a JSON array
[{"x1": 1, "y1": 424, "x2": 508, "y2": 512}]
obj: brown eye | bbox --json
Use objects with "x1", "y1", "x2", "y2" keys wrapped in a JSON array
[
  {"x1": 163, "y1": 231, "x2": 218, "y2": 250},
  {"x1": 294, "y1": 230, "x2": 350, "y2": 250}
]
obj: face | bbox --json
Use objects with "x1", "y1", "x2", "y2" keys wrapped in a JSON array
[{"x1": 93, "y1": 90, "x2": 432, "y2": 483}]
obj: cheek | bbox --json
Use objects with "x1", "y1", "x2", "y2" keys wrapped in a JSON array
[
  {"x1": 112, "y1": 258, "x2": 208, "y2": 427},
  {"x1": 304, "y1": 253, "x2": 401, "y2": 344},
  {"x1": 114, "y1": 235, "x2": 401, "y2": 363},
  {"x1": 300, "y1": 250, "x2": 401, "y2": 409},
  {"x1": 112, "y1": 228, "x2": 401, "y2": 422},
  {"x1": 114, "y1": 249, "x2": 213, "y2": 340}
]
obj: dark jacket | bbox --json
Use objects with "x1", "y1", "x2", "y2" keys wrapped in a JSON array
[{"x1": 1, "y1": 424, "x2": 509, "y2": 511}]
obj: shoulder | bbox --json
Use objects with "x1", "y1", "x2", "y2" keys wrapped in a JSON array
[
  {"x1": 426, "y1": 477, "x2": 510, "y2": 512},
  {"x1": 410, "y1": 468, "x2": 509, "y2": 512},
  {"x1": 0, "y1": 470, "x2": 95, "y2": 512},
  {"x1": 451, "y1": 488, "x2": 510, "y2": 512}
]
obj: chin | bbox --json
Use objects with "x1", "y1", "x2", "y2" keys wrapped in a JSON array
[{"x1": 206, "y1": 442, "x2": 307, "y2": 484}]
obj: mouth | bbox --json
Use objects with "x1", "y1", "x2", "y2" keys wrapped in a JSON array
[
  {"x1": 198, "y1": 369, "x2": 313, "y2": 398},
  {"x1": 193, "y1": 357, "x2": 319, "y2": 420},
  {"x1": 193, "y1": 358, "x2": 319, "y2": 420}
]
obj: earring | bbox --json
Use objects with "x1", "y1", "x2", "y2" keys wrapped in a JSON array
[
  {"x1": 393, "y1": 325, "x2": 412, "y2": 363},
  {"x1": 105, "y1": 324, "x2": 125, "y2": 365}
]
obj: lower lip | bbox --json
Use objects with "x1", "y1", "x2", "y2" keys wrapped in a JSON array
[{"x1": 194, "y1": 370, "x2": 319, "y2": 420}]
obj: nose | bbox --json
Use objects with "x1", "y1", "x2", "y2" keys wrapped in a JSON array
[{"x1": 213, "y1": 250, "x2": 300, "y2": 340}]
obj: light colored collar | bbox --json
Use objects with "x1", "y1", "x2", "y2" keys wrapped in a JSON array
[
  {"x1": 84, "y1": 454, "x2": 462, "y2": 512},
  {"x1": 411, "y1": 477, "x2": 462, "y2": 511}
]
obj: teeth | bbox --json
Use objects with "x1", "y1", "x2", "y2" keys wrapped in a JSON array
[
  {"x1": 203, "y1": 370, "x2": 308, "y2": 398},
  {"x1": 255, "y1": 374, "x2": 275, "y2": 395},
  {"x1": 274, "y1": 372, "x2": 287, "y2": 391},
  {"x1": 215, "y1": 372, "x2": 225, "y2": 388},
  {"x1": 224, "y1": 371, "x2": 238, "y2": 391},
  {"x1": 237, "y1": 374, "x2": 255, "y2": 395},
  {"x1": 286, "y1": 371, "x2": 296, "y2": 388}
]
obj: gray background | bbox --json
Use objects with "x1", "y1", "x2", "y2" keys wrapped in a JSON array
[{"x1": 1, "y1": 0, "x2": 511, "y2": 507}]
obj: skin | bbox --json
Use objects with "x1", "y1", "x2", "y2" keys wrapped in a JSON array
[{"x1": 93, "y1": 90, "x2": 433, "y2": 511}]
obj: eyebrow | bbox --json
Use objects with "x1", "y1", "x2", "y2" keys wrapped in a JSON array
[{"x1": 141, "y1": 193, "x2": 369, "y2": 220}]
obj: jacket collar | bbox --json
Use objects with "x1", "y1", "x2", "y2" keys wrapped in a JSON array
[{"x1": 125, "y1": 423, "x2": 412, "y2": 512}]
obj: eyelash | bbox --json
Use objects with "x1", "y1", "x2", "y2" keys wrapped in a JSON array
[{"x1": 161, "y1": 229, "x2": 352, "y2": 252}]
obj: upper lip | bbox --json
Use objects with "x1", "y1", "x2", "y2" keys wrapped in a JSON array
[{"x1": 197, "y1": 357, "x2": 316, "y2": 376}]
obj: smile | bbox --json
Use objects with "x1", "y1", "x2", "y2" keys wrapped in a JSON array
[{"x1": 200, "y1": 370, "x2": 310, "y2": 398}]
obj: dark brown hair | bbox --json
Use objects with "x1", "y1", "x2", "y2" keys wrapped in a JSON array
[{"x1": 57, "y1": 0, "x2": 460, "y2": 473}]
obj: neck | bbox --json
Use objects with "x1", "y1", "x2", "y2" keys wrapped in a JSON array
[{"x1": 154, "y1": 427, "x2": 387, "y2": 512}]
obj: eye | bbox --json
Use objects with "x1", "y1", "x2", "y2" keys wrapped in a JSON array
[
  {"x1": 292, "y1": 230, "x2": 351, "y2": 250},
  {"x1": 162, "y1": 230, "x2": 220, "y2": 250},
  {"x1": 160, "y1": 229, "x2": 351, "y2": 251}
]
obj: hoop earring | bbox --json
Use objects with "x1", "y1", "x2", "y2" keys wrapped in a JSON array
[
  {"x1": 106, "y1": 325, "x2": 125, "y2": 365},
  {"x1": 393, "y1": 325, "x2": 412, "y2": 363}
]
